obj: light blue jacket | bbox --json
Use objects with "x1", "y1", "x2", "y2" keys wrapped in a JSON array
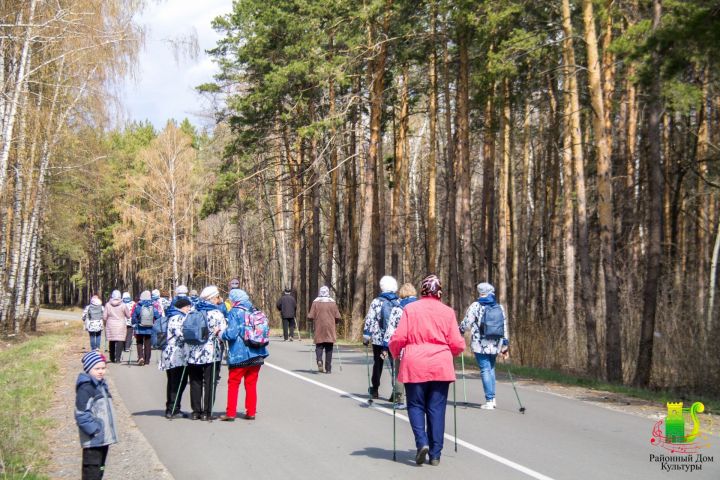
[{"x1": 222, "y1": 300, "x2": 269, "y2": 367}]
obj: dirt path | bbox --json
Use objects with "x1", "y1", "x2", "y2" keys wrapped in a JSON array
[{"x1": 42, "y1": 311, "x2": 173, "y2": 479}]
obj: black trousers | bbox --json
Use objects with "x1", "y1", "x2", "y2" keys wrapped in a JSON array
[
  {"x1": 371, "y1": 344, "x2": 385, "y2": 391},
  {"x1": 108, "y1": 341, "x2": 123, "y2": 363},
  {"x1": 282, "y1": 317, "x2": 296, "y2": 340},
  {"x1": 315, "y1": 342, "x2": 333, "y2": 372},
  {"x1": 135, "y1": 334, "x2": 151, "y2": 363},
  {"x1": 188, "y1": 363, "x2": 217, "y2": 415},
  {"x1": 82, "y1": 445, "x2": 109, "y2": 480},
  {"x1": 166, "y1": 366, "x2": 189, "y2": 414}
]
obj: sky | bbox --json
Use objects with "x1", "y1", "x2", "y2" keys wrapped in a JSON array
[{"x1": 120, "y1": 0, "x2": 233, "y2": 130}]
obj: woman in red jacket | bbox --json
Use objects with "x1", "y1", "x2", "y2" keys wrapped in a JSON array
[{"x1": 389, "y1": 275, "x2": 465, "y2": 466}]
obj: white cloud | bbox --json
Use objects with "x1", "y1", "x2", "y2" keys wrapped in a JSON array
[{"x1": 120, "y1": 0, "x2": 233, "y2": 130}]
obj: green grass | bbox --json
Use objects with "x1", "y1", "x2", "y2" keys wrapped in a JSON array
[
  {"x1": 454, "y1": 354, "x2": 720, "y2": 413},
  {"x1": 0, "y1": 331, "x2": 70, "y2": 479}
]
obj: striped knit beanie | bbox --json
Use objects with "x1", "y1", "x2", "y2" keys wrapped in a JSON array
[{"x1": 82, "y1": 351, "x2": 106, "y2": 373}]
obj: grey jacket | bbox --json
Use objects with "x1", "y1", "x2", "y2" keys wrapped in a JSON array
[{"x1": 74, "y1": 373, "x2": 118, "y2": 448}]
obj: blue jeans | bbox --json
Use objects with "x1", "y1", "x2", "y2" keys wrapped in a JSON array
[
  {"x1": 89, "y1": 332, "x2": 102, "y2": 350},
  {"x1": 405, "y1": 381, "x2": 450, "y2": 460},
  {"x1": 475, "y1": 353, "x2": 497, "y2": 401}
]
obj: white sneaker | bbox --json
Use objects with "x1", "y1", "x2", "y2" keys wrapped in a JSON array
[{"x1": 481, "y1": 399, "x2": 496, "y2": 409}]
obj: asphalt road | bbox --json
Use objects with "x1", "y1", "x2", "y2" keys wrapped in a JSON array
[{"x1": 102, "y1": 336, "x2": 719, "y2": 480}]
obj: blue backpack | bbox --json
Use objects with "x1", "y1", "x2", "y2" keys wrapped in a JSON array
[
  {"x1": 379, "y1": 298, "x2": 400, "y2": 331},
  {"x1": 182, "y1": 310, "x2": 209, "y2": 345},
  {"x1": 480, "y1": 304, "x2": 505, "y2": 338},
  {"x1": 151, "y1": 316, "x2": 169, "y2": 350}
]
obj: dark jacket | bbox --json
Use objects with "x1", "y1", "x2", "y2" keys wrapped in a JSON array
[
  {"x1": 74, "y1": 373, "x2": 118, "y2": 448},
  {"x1": 276, "y1": 293, "x2": 297, "y2": 319}
]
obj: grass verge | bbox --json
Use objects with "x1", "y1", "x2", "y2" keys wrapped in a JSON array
[
  {"x1": 454, "y1": 354, "x2": 720, "y2": 413},
  {"x1": 0, "y1": 330, "x2": 71, "y2": 479}
]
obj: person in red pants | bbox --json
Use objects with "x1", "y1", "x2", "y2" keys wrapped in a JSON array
[{"x1": 218, "y1": 288, "x2": 269, "y2": 421}]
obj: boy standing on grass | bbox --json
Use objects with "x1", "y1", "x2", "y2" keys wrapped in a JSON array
[{"x1": 75, "y1": 351, "x2": 118, "y2": 480}]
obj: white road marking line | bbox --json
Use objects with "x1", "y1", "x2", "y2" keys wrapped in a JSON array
[{"x1": 265, "y1": 361, "x2": 555, "y2": 480}]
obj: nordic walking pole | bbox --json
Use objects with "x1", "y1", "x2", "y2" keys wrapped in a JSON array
[
  {"x1": 336, "y1": 343, "x2": 343, "y2": 372},
  {"x1": 365, "y1": 343, "x2": 373, "y2": 404},
  {"x1": 453, "y1": 380, "x2": 458, "y2": 452},
  {"x1": 391, "y1": 359, "x2": 397, "y2": 462},
  {"x1": 170, "y1": 363, "x2": 187, "y2": 420},
  {"x1": 505, "y1": 357, "x2": 526, "y2": 414},
  {"x1": 461, "y1": 353, "x2": 468, "y2": 407},
  {"x1": 209, "y1": 336, "x2": 218, "y2": 422}
]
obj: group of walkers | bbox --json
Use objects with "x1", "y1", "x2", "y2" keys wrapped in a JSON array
[
  {"x1": 362, "y1": 274, "x2": 509, "y2": 465},
  {"x1": 76, "y1": 273, "x2": 509, "y2": 478}
]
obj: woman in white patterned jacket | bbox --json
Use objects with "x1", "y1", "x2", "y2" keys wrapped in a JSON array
[
  {"x1": 459, "y1": 282, "x2": 509, "y2": 410},
  {"x1": 185, "y1": 286, "x2": 226, "y2": 421},
  {"x1": 159, "y1": 297, "x2": 191, "y2": 419}
]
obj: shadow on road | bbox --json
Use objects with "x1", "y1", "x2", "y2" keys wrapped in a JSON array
[
  {"x1": 132, "y1": 409, "x2": 166, "y2": 417},
  {"x1": 349, "y1": 447, "x2": 418, "y2": 466}
]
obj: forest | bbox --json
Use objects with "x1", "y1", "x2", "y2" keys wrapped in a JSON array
[{"x1": 1, "y1": 0, "x2": 718, "y2": 396}]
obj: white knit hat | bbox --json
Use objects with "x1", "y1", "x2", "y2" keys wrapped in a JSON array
[
  {"x1": 379, "y1": 276, "x2": 398, "y2": 293},
  {"x1": 176, "y1": 285, "x2": 189, "y2": 295},
  {"x1": 200, "y1": 285, "x2": 220, "y2": 300}
]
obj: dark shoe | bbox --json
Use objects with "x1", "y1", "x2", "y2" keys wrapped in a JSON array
[
  {"x1": 244, "y1": 414, "x2": 255, "y2": 420},
  {"x1": 430, "y1": 458, "x2": 440, "y2": 466},
  {"x1": 165, "y1": 410, "x2": 173, "y2": 419},
  {"x1": 325, "y1": 370, "x2": 331, "y2": 374},
  {"x1": 218, "y1": 414, "x2": 235, "y2": 422},
  {"x1": 200, "y1": 414, "x2": 217, "y2": 421},
  {"x1": 289, "y1": 337, "x2": 294, "y2": 342},
  {"x1": 415, "y1": 445, "x2": 429, "y2": 465},
  {"x1": 191, "y1": 412, "x2": 201, "y2": 420}
]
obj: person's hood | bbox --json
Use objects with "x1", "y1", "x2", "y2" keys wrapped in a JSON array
[
  {"x1": 400, "y1": 296, "x2": 417, "y2": 308},
  {"x1": 477, "y1": 293, "x2": 497, "y2": 306},
  {"x1": 195, "y1": 299, "x2": 220, "y2": 312},
  {"x1": 165, "y1": 306, "x2": 185, "y2": 318},
  {"x1": 234, "y1": 300, "x2": 254, "y2": 310},
  {"x1": 138, "y1": 299, "x2": 155, "y2": 308},
  {"x1": 379, "y1": 291, "x2": 399, "y2": 302},
  {"x1": 76, "y1": 372, "x2": 102, "y2": 389},
  {"x1": 109, "y1": 298, "x2": 123, "y2": 307}
]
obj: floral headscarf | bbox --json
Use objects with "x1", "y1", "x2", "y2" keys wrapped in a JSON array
[{"x1": 420, "y1": 274, "x2": 442, "y2": 299}]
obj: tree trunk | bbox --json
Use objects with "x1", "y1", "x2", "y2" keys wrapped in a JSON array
[
  {"x1": 351, "y1": 2, "x2": 391, "y2": 339},
  {"x1": 426, "y1": 6, "x2": 438, "y2": 273},
  {"x1": 442, "y1": 28, "x2": 458, "y2": 308},
  {"x1": 0, "y1": 0, "x2": 37, "y2": 194},
  {"x1": 325, "y1": 70, "x2": 338, "y2": 287},
  {"x1": 562, "y1": 0, "x2": 599, "y2": 375},
  {"x1": 582, "y1": 0, "x2": 621, "y2": 382},
  {"x1": 456, "y1": 22, "x2": 473, "y2": 305},
  {"x1": 480, "y1": 88, "x2": 496, "y2": 283},
  {"x1": 498, "y1": 79, "x2": 511, "y2": 304},
  {"x1": 634, "y1": 0, "x2": 663, "y2": 387},
  {"x1": 561, "y1": 40, "x2": 579, "y2": 369}
]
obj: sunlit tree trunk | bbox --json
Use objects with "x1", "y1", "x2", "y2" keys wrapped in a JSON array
[{"x1": 582, "y1": 0, "x2": 622, "y2": 381}]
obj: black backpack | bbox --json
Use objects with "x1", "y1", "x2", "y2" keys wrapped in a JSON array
[{"x1": 480, "y1": 304, "x2": 505, "y2": 338}]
